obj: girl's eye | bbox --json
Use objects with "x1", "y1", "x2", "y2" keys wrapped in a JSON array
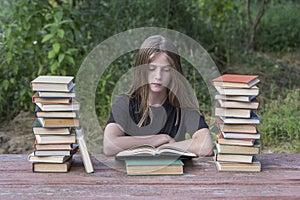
[
  {"x1": 148, "y1": 65, "x2": 156, "y2": 71},
  {"x1": 163, "y1": 66, "x2": 171, "y2": 72}
]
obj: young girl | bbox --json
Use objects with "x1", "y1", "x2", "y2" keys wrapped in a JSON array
[{"x1": 103, "y1": 35, "x2": 213, "y2": 156}]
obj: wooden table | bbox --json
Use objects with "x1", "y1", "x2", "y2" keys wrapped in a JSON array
[{"x1": 1, "y1": 154, "x2": 300, "y2": 199}]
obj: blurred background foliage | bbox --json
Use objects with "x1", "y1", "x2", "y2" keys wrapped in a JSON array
[{"x1": 0, "y1": 0, "x2": 299, "y2": 153}]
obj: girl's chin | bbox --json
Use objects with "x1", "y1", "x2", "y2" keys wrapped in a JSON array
[{"x1": 149, "y1": 85, "x2": 166, "y2": 93}]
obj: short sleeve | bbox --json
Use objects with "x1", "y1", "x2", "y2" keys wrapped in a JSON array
[
  {"x1": 106, "y1": 94, "x2": 130, "y2": 130},
  {"x1": 182, "y1": 109, "x2": 209, "y2": 136}
]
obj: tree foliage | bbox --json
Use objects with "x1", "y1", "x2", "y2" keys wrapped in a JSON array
[{"x1": 0, "y1": 0, "x2": 299, "y2": 123}]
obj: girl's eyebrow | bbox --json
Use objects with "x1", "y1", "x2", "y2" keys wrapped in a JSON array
[{"x1": 149, "y1": 64, "x2": 172, "y2": 67}]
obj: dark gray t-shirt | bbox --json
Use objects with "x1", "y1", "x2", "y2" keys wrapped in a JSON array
[{"x1": 107, "y1": 94, "x2": 208, "y2": 141}]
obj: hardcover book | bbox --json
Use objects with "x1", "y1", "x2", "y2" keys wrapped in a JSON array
[
  {"x1": 36, "y1": 117, "x2": 80, "y2": 128},
  {"x1": 219, "y1": 112, "x2": 260, "y2": 125},
  {"x1": 75, "y1": 128, "x2": 94, "y2": 173},
  {"x1": 32, "y1": 119, "x2": 72, "y2": 135},
  {"x1": 34, "y1": 142, "x2": 74, "y2": 151},
  {"x1": 33, "y1": 144, "x2": 78, "y2": 156},
  {"x1": 216, "y1": 143, "x2": 260, "y2": 155},
  {"x1": 215, "y1": 94, "x2": 258, "y2": 102},
  {"x1": 32, "y1": 158, "x2": 73, "y2": 172},
  {"x1": 28, "y1": 153, "x2": 72, "y2": 163},
  {"x1": 216, "y1": 134, "x2": 255, "y2": 146},
  {"x1": 217, "y1": 99, "x2": 259, "y2": 109},
  {"x1": 37, "y1": 89, "x2": 75, "y2": 98},
  {"x1": 32, "y1": 92, "x2": 72, "y2": 104},
  {"x1": 215, "y1": 107, "x2": 251, "y2": 118},
  {"x1": 35, "y1": 106, "x2": 77, "y2": 118},
  {"x1": 212, "y1": 74, "x2": 260, "y2": 88},
  {"x1": 215, "y1": 158, "x2": 261, "y2": 172},
  {"x1": 35, "y1": 134, "x2": 76, "y2": 144},
  {"x1": 30, "y1": 76, "x2": 75, "y2": 92},
  {"x1": 221, "y1": 131, "x2": 261, "y2": 140},
  {"x1": 125, "y1": 158, "x2": 184, "y2": 176},
  {"x1": 215, "y1": 152, "x2": 254, "y2": 163},
  {"x1": 35, "y1": 99, "x2": 80, "y2": 111},
  {"x1": 214, "y1": 86, "x2": 259, "y2": 96},
  {"x1": 218, "y1": 123, "x2": 257, "y2": 134},
  {"x1": 115, "y1": 144, "x2": 197, "y2": 160}
]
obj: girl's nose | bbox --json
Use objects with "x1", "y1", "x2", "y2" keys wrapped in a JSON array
[{"x1": 154, "y1": 68, "x2": 162, "y2": 80}]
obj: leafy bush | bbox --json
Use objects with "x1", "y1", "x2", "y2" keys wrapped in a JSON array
[
  {"x1": 260, "y1": 89, "x2": 300, "y2": 153},
  {"x1": 256, "y1": 2, "x2": 300, "y2": 52}
]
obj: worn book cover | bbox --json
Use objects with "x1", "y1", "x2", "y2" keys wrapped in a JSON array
[
  {"x1": 125, "y1": 158, "x2": 184, "y2": 176},
  {"x1": 212, "y1": 74, "x2": 260, "y2": 88},
  {"x1": 115, "y1": 144, "x2": 197, "y2": 160}
]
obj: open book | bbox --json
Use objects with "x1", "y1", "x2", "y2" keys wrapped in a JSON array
[{"x1": 115, "y1": 144, "x2": 198, "y2": 160}]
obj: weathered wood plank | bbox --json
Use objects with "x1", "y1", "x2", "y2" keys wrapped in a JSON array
[{"x1": 0, "y1": 154, "x2": 299, "y2": 199}]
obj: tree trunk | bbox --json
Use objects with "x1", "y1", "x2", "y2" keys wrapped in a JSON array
[{"x1": 246, "y1": 0, "x2": 266, "y2": 52}]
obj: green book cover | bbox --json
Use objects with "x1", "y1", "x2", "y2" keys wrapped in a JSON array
[{"x1": 125, "y1": 158, "x2": 184, "y2": 166}]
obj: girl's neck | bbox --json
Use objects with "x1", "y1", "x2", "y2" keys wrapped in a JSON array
[{"x1": 148, "y1": 91, "x2": 167, "y2": 106}]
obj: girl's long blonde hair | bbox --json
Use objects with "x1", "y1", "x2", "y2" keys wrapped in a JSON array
[{"x1": 127, "y1": 35, "x2": 200, "y2": 126}]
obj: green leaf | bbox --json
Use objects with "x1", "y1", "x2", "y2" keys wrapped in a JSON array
[
  {"x1": 48, "y1": 50, "x2": 56, "y2": 59},
  {"x1": 57, "y1": 29, "x2": 65, "y2": 39},
  {"x1": 53, "y1": 43, "x2": 60, "y2": 53},
  {"x1": 3, "y1": 80, "x2": 9, "y2": 91},
  {"x1": 10, "y1": 78, "x2": 15, "y2": 84},
  {"x1": 54, "y1": 11, "x2": 63, "y2": 22},
  {"x1": 4, "y1": 26, "x2": 11, "y2": 37},
  {"x1": 42, "y1": 34, "x2": 54, "y2": 43},
  {"x1": 58, "y1": 53, "x2": 65, "y2": 64},
  {"x1": 65, "y1": 55, "x2": 75, "y2": 66},
  {"x1": 6, "y1": 52, "x2": 12, "y2": 64},
  {"x1": 50, "y1": 61, "x2": 59, "y2": 73}
]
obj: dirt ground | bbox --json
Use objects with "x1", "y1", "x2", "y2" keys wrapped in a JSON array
[{"x1": 0, "y1": 111, "x2": 35, "y2": 154}]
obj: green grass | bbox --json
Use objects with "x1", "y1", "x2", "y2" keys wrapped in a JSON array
[{"x1": 259, "y1": 88, "x2": 300, "y2": 153}]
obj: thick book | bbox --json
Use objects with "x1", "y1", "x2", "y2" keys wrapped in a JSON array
[
  {"x1": 115, "y1": 144, "x2": 198, "y2": 160},
  {"x1": 35, "y1": 134, "x2": 76, "y2": 144},
  {"x1": 217, "y1": 99, "x2": 259, "y2": 110},
  {"x1": 221, "y1": 131, "x2": 261, "y2": 140},
  {"x1": 32, "y1": 119, "x2": 72, "y2": 135},
  {"x1": 35, "y1": 106, "x2": 77, "y2": 118},
  {"x1": 32, "y1": 158, "x2": 73, "y2": 172},
  {"x1": 125, "y1": 158, "x2": 184, "y2": 176},
  {"x1": 215, "y1": 158, "x2": 261, "y2": 172},
  {"x1": 215, "y1": 94, "x2": 258, "y2": 102},
  {"x1": 35, "y1": 99, "x2": 80, "y2": 111},
  {"x1": 219, "y1": 112, "x2": 260, "y2": 125},
  {"x1": 215, "y1": 152, "x2": 254, "y2": 163},
  {"x1": 212, "y1": 74, "x2": 260, "y2": 88},
  {"x1": 216, "y1": 143, "x2": 260, "y2": 155},
  {"x1": 33, "y1": 144, "x2": 78, "y2": 156},
  {"x1": 37, "y1": 88, "x2": 75, "y2": 98},
  {"x1": 37, "y1": 117, "x2": 80, "y2": 128},
  {"x1": 214, "y1": 86, "x2": 259, "y2": 96},
  {"x1": 28, "y1": 153, "x2": 72, "y2": 163},
  {"x1": 30, "y1": 76, "x2": 75, "y2": 92},
  {"x1": 32, "y1": 92, "x2": 72, "y2": 104},
  {"x1": 216, "y1": 134, "x2": 255, "y2": 146},
  {"x1": 34, "y1": 142, "x2": 73, "y2": 151},
  {"x1": 218, "y1": 123, "x2": 257, "y2": 134},
  {"x1": 75, "y1": 128, "x2": 94, "y2": 173},
  {"x1": 215, "y1": 107, "x2": 251, "y2": 118}
]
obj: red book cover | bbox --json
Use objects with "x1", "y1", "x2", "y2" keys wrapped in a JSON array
[
  {"x1": 212, "y1": 74, "x2": 258, "y2": 83},
  {"x1": 212, "y1": 74, "x2": 260, "y2": 88}
]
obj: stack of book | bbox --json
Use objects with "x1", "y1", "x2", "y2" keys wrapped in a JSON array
[
  {"x1": 28, "y1": 76, "x2": 79, "y2": 172},
  {"x1": 115, "y1": 144, "x2": 198, "y2": 175},
  {"x1": 212, "y1": 74, "x2": 261, "y2": 172}
]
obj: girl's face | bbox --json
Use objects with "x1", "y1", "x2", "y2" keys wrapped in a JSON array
[{"x1": 147, "y1": 53, "x2": 172, "y2": 95}]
